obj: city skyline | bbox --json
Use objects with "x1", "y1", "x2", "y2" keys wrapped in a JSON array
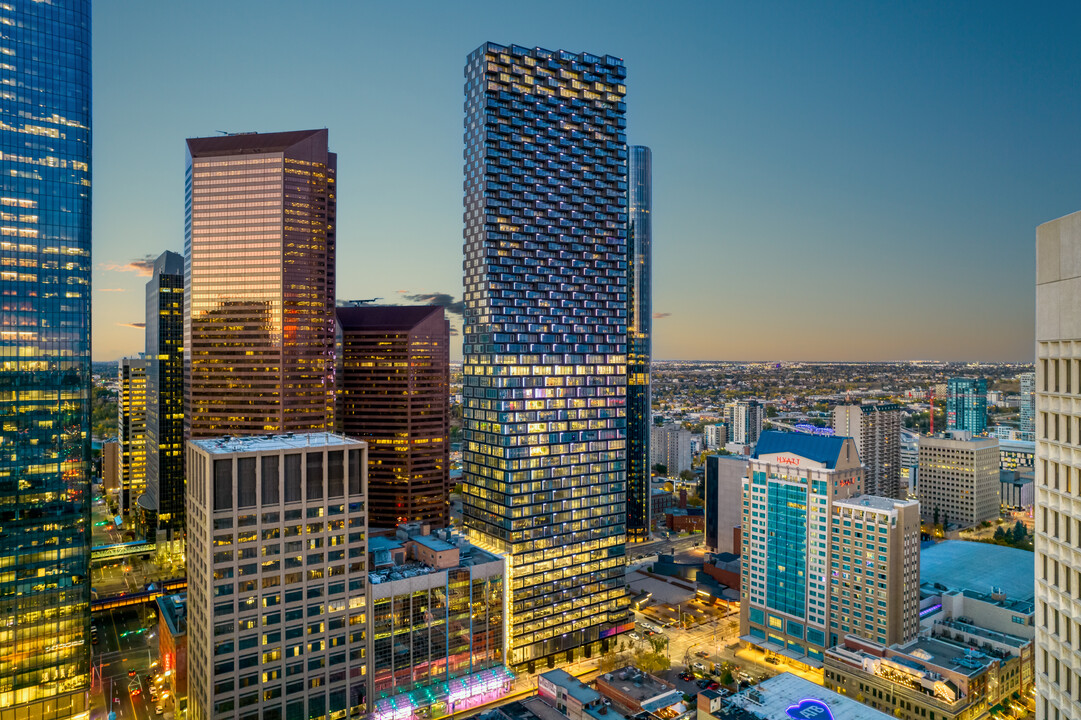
[{"x1": 89, "y1": 1, "x2": 1081, "y2": 363}]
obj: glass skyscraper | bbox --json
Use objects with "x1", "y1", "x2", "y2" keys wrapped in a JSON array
[
  {"x1": 461, "y1": 43, "x2": 632, "y2": 669},
  {"x1": 626, "y1": 145, "x2": 651, "y2": 539},
  {"x1": 0, "y1": 1, "x2": 92, "y2": 718},
  {"x1": 185, "y1": 130, "x2": 336, "y2": 438},
  {"x1": 145, "y1": 251, "x2": 184, "y2": 543},
  {"x1": 946, "y1": 376, "x2": 987, "y2": 434}
]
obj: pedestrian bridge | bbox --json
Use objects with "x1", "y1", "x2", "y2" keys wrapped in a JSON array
[{"x1": 90, "y1": 540, "x2": 155, "y2": 562}]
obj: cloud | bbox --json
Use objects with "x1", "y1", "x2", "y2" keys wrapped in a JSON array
[
  {"x1": 98, "y1": 288, "x2": 126, "y2": 293},
  {"x1": 653, "y1": 312, "x2": 672, "y2": 319},
  {"x1": 116, "y1": 322, "x2": 145, "y2": 329},
  {"x1": 400, "y1": 291, "x2": 464, "y2": 317},
  {"x1": 101, "y1": 254, "x2": 156, "y2": 276}
]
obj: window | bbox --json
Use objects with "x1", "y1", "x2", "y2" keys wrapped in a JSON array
[
  {"x1": 285, "y1": 454, "x2": 302, "y2": 502},
  {"x1": 238, "y1": 457, "x2": 257, "y2": 508},
  {"x1": 307, "y1": 453, "x2": 324, "y2": 501},
  {"x1": 263, "y1": 455, "x2": 280, "y2": 504},
  {"x1": 327, "y1": 451, "x2": 344, "y2": 498},
  {"x1": 214, "y1": 459, "x2": 233, "y2": 511}
]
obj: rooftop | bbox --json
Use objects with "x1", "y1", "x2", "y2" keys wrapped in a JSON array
[
  {"x1": 902, "y1": 636, "x2": 996, "y2": 676},
  {"x1": 190, "y1": 432, "x2": 360, "y2": 455},
  {"x1": 718, "y1": 673, "x2": 892, "y2": 720},
  {"x1": 833, "y1": 494, "x2": 917, "y2": 512},
  {"x1": 598, "y1": 667, "x2": 674, "y2": 707},
  {"x1": 920, "y1": 541, "x2": 1035, "y2": 602},
  {"x1": 368, "y1": 525, "x2": 499, "y2": 585},
  {"x1": 187, "y1": 128, "x2": 327, "y2": 157},
  {"x1": 959, "y1": 588, "x2": 1035, "y2": 615},
  {"x1": 540, "y1": 668, "x2": 602, "y2": 706},
  {"x1": 155, "y1": 593, "x2": 186, "y2": 638},
  {"x1": 337, "y1": 304, "x2": 445, "y2": 330},
  {"x1": 752, "y1": 430, "x2": 850, "y2": 469}
]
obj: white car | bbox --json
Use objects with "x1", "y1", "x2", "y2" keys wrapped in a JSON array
[
  {"x1": 628, "y1": 632, "x2": 641, "y2": 641},
  {"x1": 692, "y1": 662, "x2": 707, "y2": 673}
]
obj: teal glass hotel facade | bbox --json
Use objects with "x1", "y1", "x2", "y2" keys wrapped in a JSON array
[
  {"x1": 0, "y1": 1, "x2": 92, "y2": 718},
  {"x1": 461, "y1": 43, "x2": 632, "y2": 668}
]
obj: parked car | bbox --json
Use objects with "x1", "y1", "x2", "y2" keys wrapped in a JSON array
[
  {"x1": 692, "y1": 662, "x2": 707, "y2": 673},
  {"x1": 628, "y1": 632, "x2": 640, "y2": 641},
  {"x1": 679, "y1": 671, "x2": 694, "y2": 682},
  {"x1": 695, "y1": 678, "x2": 710, "y2": 689},
  {"x1": 707, "y1": 681, "x2": 721, "y2": 691}
]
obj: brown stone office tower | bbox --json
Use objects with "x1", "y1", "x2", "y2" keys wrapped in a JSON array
[
  {"x1": 185, "y1": 130, "x2": 336, "y2": 438},
  {"x1": 336, "y1": 305, "x2": 450, "y2": 528}
]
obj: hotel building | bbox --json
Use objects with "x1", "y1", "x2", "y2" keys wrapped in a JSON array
[
  {"x1": 461, "y1": 42, "x2": 632, "y2": 668},
  {"x1": 185, "y1": 130, "x2": 336, "y2": 438},
  {"x1": 185, "y1": 433, "x2": 368, "y2": 720}
]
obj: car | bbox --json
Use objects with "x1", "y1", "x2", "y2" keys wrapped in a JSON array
[
  {"x1": 155, "y1": 706, "x2": 164, "y2": 716},
  {"x1": 678, "y1": 671, "x2": 694, "y2": 682},
  {"x1": 692, "y1": 662, "x2": 707, "y2": 672},
  {"x1": 764, "y1": 656, "x2": 779, "y2": 665},
  {"x1": 627, "y1": 632, "x2": 640, "y2": 641},
  {"x1": 707, "y1": 681, "x2": 721, "y2": 691},
  {"x1": 695, "y1": 678, "x2": 710, "y2": 689}
]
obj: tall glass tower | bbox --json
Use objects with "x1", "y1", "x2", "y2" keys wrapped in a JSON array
[
  {"x1": 0, "y1": 1, "x2": 92, "y2": 718},
  {"x1": 626, "y1": 146, "x2": 651, "y2": 540},
  {"x1": 145, "y1": 251, "x2": 184, "y2": 544},
  {"x1": 185, "y1": 130, "x2": 336, "y2": 438},
  {"x1": 462, "y1": 42, "x2": 632, "y2": 669}
]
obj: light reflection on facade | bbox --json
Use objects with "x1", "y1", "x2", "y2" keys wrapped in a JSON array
[
  {"x1": 0, "y1": 1, "x2": 92, "y2": 718},
  {"x1": 626, "y1": 146, "x2": 651, "y2": 540},
  {"x1": 185, "y1": 130, "x2": 336, "y2": 439},
  {"x1": 461, "y1": 42, "x2": 632, "y2": 668}
]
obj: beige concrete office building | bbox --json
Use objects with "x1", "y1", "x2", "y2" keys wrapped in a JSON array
[
  {"x1": 917, "y1": 433, "x2": 999, "y2": 528},
  {"x1": 186, "y1": 433, "x2": 368, "y2": 720},
  {"x1": 1035, "y1": 210, "x2": 1081, "y2": 720}
]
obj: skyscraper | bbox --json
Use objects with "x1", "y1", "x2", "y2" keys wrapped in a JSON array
[
  {"x1": 336, "y1": 305, "x2": 450, "y2": 528},
  {"x1": 727, "y1": 400, "x2": 763, "y2": 445},
  {"x1": 1018, "y1": 371, "x2": 1035, "y2": 441},
  {"x1": 627, "y1": 145, "x2": 652, "y2": 540},
  {"x1": 185, "y1": 130, "x2": 336, "y2": 438},
  {"x1": 119, "y1": 357, "x2": 148, "y2": 515},
  {"x1": 946, "y1": 377, "x2": 987, "y2": 434},
  {"x1": 0, "y1": 2, "x2": 92, "y2": 717},
  {"x1": 145, "y1": 251, "x2": 185, "y2": 543},
  {"x1": 461, "y1": 43, "x2": 632, "y2": 668},
  {"x1": 1035, "y1": 211, "x2": 1081, "y2": 720},
  {"x1": 832, "y1": 403, "x2": 902, "y2": 498},
  {"x1": 185, "y1": 433, "x2": 368, "y2": 720}
]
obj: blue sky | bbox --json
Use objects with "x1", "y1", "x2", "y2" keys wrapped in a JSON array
[{"x1": 92, "y1": 1, "x2": 1081, "y2": 362}]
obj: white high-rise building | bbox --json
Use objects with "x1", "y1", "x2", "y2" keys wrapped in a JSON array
[
  {"x1": 833, "y1": 403, "x2": 903, "y2": 499},
  {"x1": 651, "y1": 423, "x2": 692, "y2": 474},
  {"x1": 1035, "y1": 211, "x2": 1081, "y2": 720},
  {"x1": 186, "y1": 433, "x2": 369, "y2": 720},
  {"x1": 727, "y1": 400, "x2": 763, "y2": 445},
  {"x1": 705, "y1": 423, "x2": 728, "y2": 450}
]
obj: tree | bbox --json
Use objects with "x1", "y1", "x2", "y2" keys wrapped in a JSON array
[
  {"x1": 633, "y1": 650, "x2": 670, "y2": 674},
  {"x1": 679, "y1": 469, "x2": 695, "y2": 482},
  {"x1": 994, "y1": 527, "x2": 1006, "y2": 542},
  {"x1": 933, "y1": 507, "x2": 940, "y2": 527},
  {"x1": 652, "y1": 463, "x2": 668, "y2": 477},
  {"x1": 1013, "y1": 520, "x2": 1027, "y2": 540}
]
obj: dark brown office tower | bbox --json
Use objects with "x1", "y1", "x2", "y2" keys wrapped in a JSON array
[
  {"x1": 185, "y1": 129, "x2": 336, "y2": 438},
  {"x1": 336, "y1": 305, "x2": 450, "y2": 528}
]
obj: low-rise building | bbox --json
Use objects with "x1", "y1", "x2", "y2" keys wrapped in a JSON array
[
  {"x1": 651, "y1": 488, "x2": 675, "y2": 529},
  {"x1": 595, "y1": 667, "x2": 676, "y2": 716},
  {"x1": 699, "y1": 672, "x2": 893, "y2": 720},
  {"x1": 998, "y1": 439, "x2": 1035, "y2": 471},
  {"x1": 824, "y1": 629, "x2": 1032, "y2": 720},
  {"x1": 156, "y1": 593, "x2": 187, "y2": 717},
  {"x1": 537, "y1": 669, "x2": 607, "y2": 720},
  {"x1": 1000, "y1": 468, "x2": 1035, "y2": 510},
  {"x1": 665, "y1": 508, "x2": 704, "y2": 533},
  {"x1": 368, "y1": 522, "x2": 511, "y2": 720}
]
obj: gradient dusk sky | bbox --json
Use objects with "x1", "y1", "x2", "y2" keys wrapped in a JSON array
[{"x1": 92, "y1": 1, "x2": 1081, "y2": 363}]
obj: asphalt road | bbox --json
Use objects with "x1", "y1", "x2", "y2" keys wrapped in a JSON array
[{"x1": 92, "y1": 607, "x2": 161, "y2": 720}]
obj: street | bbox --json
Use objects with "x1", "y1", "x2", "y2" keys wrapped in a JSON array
[{"x1": 91, "y1": 606, "x2": 169, "y2": 720}]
